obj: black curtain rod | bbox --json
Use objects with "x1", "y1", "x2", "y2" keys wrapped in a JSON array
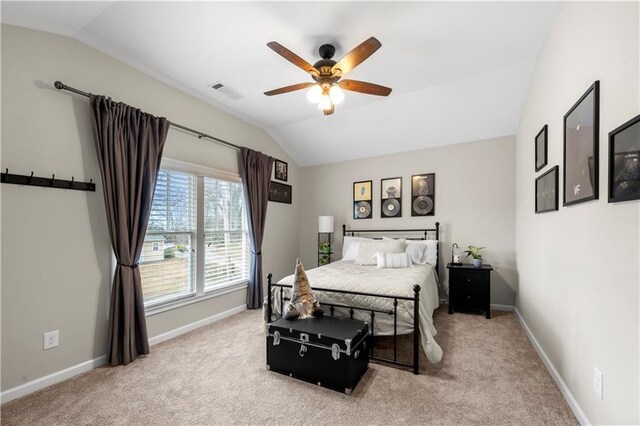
[{"x1": 53, "y1": 81, "x2": 242, "y2": 151}]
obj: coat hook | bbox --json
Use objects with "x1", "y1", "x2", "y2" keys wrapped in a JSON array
[
  {"x1": 89, "y1": 178, "x2": 93, "y2": 184},
  {"x1": 69, "y1": 176, "x2": 75, "y2": 187},
  {"x1": 50, "y1": 174, "x2": 55, "y2": 186},
  {"x1": 4, "y1": 168, "x2": 8, "y2": 176},
  {"x1": 28, "y1": 171, "x2": 34, "y2": 183}
]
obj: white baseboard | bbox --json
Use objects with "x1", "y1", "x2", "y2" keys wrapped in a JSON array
[
  {"x1": 514, "y1": 307, "x2": 590, "y2": 425},
  {"x1": 148, "y1": 304, "x2": 246, "y2": 346},
  {"x1": 1, "y1": 304, "x2": 246, "y2": 404},
  {"x1": 491, "y1": 303, "x2": 514, "y2": 312},
  {"x1": 0, "y1": 355, "x2": 107, "y2": 404},
  {"x1": 440, "y1": 299, "x2": 515, "y2": 313}
]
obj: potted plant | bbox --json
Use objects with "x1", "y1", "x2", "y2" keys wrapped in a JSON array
[
  {"x1": 318, "y1": 241, "x2": 330, "y2": 254},
  {"x1": 464, "y1": 245, "x2": 485, "y2": 268}
]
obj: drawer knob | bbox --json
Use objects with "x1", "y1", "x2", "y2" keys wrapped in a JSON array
[
  {"x1": 466, "y1": 296, "x2": 471, "y2": 299},
  {"x1": 466, "y1": 278, "x2": 471, "y2": 282}
]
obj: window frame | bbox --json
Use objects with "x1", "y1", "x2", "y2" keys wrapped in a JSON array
[{"x1": 144, "y1": 158, "x2": 249, "y2": 316}]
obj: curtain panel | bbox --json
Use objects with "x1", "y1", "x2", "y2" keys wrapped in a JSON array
[
  {"x1": 239, "y1": 148, "x2": 273, "y2": 309},
  {"x1": 90, "y1": 95, "x2": 169, "y2": 366}
]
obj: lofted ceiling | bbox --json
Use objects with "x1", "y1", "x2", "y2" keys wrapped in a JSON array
[{"x1": 1, "y1": 1, "x2": 561, "y2": 166}]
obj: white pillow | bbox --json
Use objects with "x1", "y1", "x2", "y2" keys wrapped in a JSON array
[
  {"x1": 376, "y1": 252, "x2": 413, "y2": 269},
  {"x1": 341, "y1": 237, "x2": 372, "y2": 261},
  {"x1": 355, "y1": 239, "x2": 406, "y2": 265},
  {"x1": 384, "y1": 237, "x2": 438, "y2": 266},
  {"x1": 407, "y1": 240, "x2": 438, "y2": 266}
]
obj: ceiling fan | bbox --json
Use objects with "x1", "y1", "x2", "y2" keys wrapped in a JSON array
[{"x1": 264, "y1": 37, "x2": 392, "y2": 115}]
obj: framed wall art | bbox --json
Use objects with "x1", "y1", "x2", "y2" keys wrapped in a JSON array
[
  {"x1": 608, "y1": 114, "x2": 640, "y2": 203},
  {"x1": 268, "y1": 181, "x2": 292, "y2": 204},
  {"x1": 411, "y1": 173, "x2": 435, "y2": 216},
  {"x1": 381, "y1": 177, "x2": 402, "y2": 218},
  {"x1": 563, "y1": 81, "x2": 599, "y2": 206},
  {"x1": 535, "y1": 125, "x2": 548, "y2": 172},
  {"x1": 274, "y1": 159, "x2": 288, "y2": 182},
  {"x1": 353, "y1": 180, "x2": 373, "y2": 219},
  {"x1": 535, "y1": 166, "x2": 559, "y2": 213}
]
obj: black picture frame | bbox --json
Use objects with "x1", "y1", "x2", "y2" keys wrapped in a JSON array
[
  {"x1": 535, "y1": 166, "x2": 559, "y2": 213},
  {"x1": 563, "y1": 81, "x2": 599, "y2": 206},
  {"x1": 380, "y1": 177, "x2": 402, "y2": 218},
  {"x1": 268, "y1": 181, "x2": 292, "y2": 204},
  {"x1": 411, "y1": 173, "x2": 435, "y2": 216},
  {"x1": 274, "y1": 159, "x2": 288, "y2": 182},
  {"x1": 608, "y1": 113, "x2": 640, "y2": 203},
  {"x1": 353, "y1": 180, "x2": 373, "y2": 219},
  {"x1": 535, "y1": 125, "x2": 548, "y2": 172}
]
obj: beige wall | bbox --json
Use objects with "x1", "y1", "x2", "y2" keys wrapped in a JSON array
[
  {"x1": 0, "y1": 25, "x2": 299, "y2": 391},
  {"x1": 298, "y1": 136, "x2": 517, "y2": 306},
  {"x1": 514, "y1": 2, "x2": 639, "y2": 424}
]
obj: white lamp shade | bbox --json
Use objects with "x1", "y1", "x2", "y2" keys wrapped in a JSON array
[{"x1": 318, "y1": 216, "x2": 335, "y2": 233}]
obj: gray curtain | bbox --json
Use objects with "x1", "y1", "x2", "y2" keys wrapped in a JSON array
[
  {"x1": 239, "y1": 148, "x2": 273, "y2": 309},
  {"x1": 90, "y1": 95, "x2": 169, "y2": 366}
]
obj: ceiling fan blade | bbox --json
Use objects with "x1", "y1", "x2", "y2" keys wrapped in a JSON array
[
  {"x1": 267, "y1": 41, "x2": 319, "y2": 76},
  {"x1": 331, "y1": 37, "x2": 382, "y2": 76},
  {"x1": 339, "y1": 79, "x2": 392, "y2": 96},
  {"x1": 264, "y1": 82, "x2": 315, "y2": 96}
]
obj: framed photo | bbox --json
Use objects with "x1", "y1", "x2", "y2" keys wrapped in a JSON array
[
  {"x1": 353, "y1": 180, "x2": 372, "y2": 219},
  {"x1": 563, "y1": 81, "x2": 599, "y2": 206},
  {"x1": 608, "y1": 114, "x2": 640, "y2": 203},
  {"x1": 535, "y1": 125, "x2": 548, "y2": 172},
  {"x1": 381, "y1": 177, "x2": 402, "y2": 218},
  {"x1": 268, "y1": 181, "x2": 292, "y2": 204},
  {"x1": 535, "y1": 166, "x2": 559, "y2": 213},
  {"x1": 411, "y1": 173, "x2": 435, "y2": 216},
  {"x1": 274, "y1": 159, "x2": 288, "y2": 182}
]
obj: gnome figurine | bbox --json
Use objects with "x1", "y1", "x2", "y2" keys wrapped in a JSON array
[{"x1": 284, "y1": 258, "x2": 324, "y2": 320}]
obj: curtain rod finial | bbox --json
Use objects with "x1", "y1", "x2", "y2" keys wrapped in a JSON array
[{"x1": 54, "y1": 81, "x2": 64, "y2": 90}]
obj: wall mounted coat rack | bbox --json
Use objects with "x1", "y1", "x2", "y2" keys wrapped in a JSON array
[{"x1": 1, "y1": 169, "x2": 96, "y2": 192}]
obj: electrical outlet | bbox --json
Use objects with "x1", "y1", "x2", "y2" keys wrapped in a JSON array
[
  {"x1": 43, "y1": 330, "x2": 59, "y2": 350},
  {"x1": 593, "y1": 367, "x2": 603, "y2": 399}
]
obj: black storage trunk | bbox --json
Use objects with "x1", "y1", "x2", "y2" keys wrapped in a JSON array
[{"x1": 266, "y1": 316, "x2": 369, "y2": 394}]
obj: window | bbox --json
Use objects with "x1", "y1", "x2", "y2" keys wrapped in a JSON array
[{"x1": 139, "y1": 160, "x2": 249, "y2": 309}]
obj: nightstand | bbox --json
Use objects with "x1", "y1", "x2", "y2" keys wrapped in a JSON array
[{"x1": 447, "y1": 263, "x2": 493, "y2": 319}]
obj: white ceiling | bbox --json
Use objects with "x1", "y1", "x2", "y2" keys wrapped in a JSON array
[{"x1": 1, "y1": 1, "x2": 562, "y2": 166}]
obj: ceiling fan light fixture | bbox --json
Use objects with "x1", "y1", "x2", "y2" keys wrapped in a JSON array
[
  {"x1": 306, "y1": 84, "x2": 322, "y2": 103},
  {"x1": 329, "y1": 85, "x2": 345, "y2": 105},
  {"x1": 317, "y1": 94, "x2": 333, "y2": 111}
]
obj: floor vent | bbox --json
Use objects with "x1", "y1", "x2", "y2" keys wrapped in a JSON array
[{"x1": 208, "y1": 81, "x2": 243, "y2": 100}]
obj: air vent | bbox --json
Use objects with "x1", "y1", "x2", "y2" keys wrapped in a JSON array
[{"x1": 207, "y1": 81, "x2": 243, "y2": 100}]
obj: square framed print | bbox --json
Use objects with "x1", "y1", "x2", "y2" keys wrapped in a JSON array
[
  {"x1": 274, "y1": 159, "x2": 288, "y2": 182},
  {"x1": 535, "y1": 166, "x2": 559, "y2": 213},
  {"x1": 608, "y1": 114, "x2": 640, "y2": 203},
  {"x1": 353, "y1": 180, "x2": 372, "y2": 219},
  {"x1": 411, "y1": 173, "x2": 435, "y2": 216},
  {"x1": 535, "y1": 125, "x2": 548, "y2": 172},
  {"x1": 268, "y1": 181, "x2": 292, "y2": 204},
  {"x1": 381, "y1": 177, "x2": 402, "y2": 218},
  {"x1": 563, "y1": 81, "x2": 599, "y2": 206}
]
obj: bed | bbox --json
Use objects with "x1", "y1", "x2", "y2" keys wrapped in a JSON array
[{"x1": 265, "y1": 224, "x2": 443, "y2": 374}]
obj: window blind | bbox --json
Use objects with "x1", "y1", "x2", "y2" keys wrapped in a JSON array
[
  {"x1": 204, "y1": 177, "x2": 249, "y2": 290},
  {"x1": 140, "y1": 170, "x2": 197, "y2": 306}
]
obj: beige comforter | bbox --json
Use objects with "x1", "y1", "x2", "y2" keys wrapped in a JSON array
[{"x1": 265, "y1": 261, "x2": 443, "y2": 364}]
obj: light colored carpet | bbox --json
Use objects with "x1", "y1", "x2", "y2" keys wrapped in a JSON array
[{"x1": 1, "y1": 308, "x2": 577, "y2": 425}]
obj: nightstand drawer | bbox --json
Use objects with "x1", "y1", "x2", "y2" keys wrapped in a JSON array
[
  {"x1": 452, "y1": 285, "x2": 485, "y2": 307},
  {"x1": 451, "y1": 270, "x2": 489, "y2": 287}
]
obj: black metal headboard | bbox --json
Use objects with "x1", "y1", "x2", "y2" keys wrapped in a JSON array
[{"x1": 342, "y1": 222, "x2": 440, "y2": 276}]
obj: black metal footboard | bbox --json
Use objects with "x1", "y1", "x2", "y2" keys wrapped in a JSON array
[{"x1": 266, "y1": 273, "x2": 421, "y2": 375}]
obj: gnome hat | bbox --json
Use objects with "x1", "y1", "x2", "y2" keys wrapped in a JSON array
[{"x1": 291, "y1": 258, "x2": 312, "y2": 300}]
